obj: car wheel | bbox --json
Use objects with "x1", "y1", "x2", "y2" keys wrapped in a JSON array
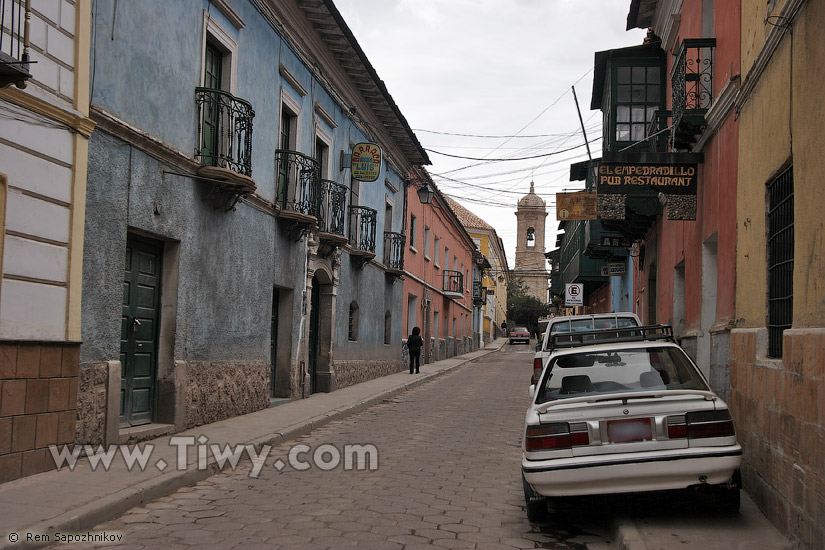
[
  {"x1": 715, "y1": 486, "x2": 740, "y2": 513},
  {"x1": 522, "y1": 474, "x2": 548, "y2": 522}
]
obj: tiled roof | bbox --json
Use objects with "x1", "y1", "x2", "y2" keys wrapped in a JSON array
[{"x1": 443, "y1": 196, "x2": 494, "y2": 231}]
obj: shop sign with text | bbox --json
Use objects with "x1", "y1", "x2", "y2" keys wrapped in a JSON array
[
  {"x1": 556, "y1": 191, "x2": 597, "y2": 220},
  {"x1": 351, "y1": 143, "x2": 382, "y2": 182},
  {"x1": 597, "y1": 163, "x2": 697, "y2": 195}
]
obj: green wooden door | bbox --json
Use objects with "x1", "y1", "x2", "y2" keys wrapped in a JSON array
[{"x1": 120, "y1": 237, "x2": 162, "y2": 426}]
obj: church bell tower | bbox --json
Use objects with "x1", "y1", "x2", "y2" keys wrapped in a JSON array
[{"x1": 514, "y1": 182, "x2": 549, "y2": 303}]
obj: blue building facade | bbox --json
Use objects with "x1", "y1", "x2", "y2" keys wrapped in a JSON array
[{"x1": 78, "y1": 0, "x2": 427, "y2": 444}]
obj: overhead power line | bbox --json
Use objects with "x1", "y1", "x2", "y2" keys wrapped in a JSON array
[
  {"x1": 413, "y1": 129, "x2": 596, "y2": 139},
  {"x1": 424, "y1": 138, "x2": 599, "y2": 162}
]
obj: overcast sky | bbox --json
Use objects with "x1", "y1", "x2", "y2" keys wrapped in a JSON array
[{"x1": 334, "y1": 0, "x2": 648, "y2": 267}]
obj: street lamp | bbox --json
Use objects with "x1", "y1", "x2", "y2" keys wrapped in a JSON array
[{"x1": 417, "y1": 183, "x2": 435, "y2": 204}]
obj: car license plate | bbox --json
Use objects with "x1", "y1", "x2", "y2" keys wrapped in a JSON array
[{"x1": 607, "y1": 418, "x2": 652, "y2": 443}]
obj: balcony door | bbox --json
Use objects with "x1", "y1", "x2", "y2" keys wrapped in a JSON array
[
  {"x1": 277, "y1": 109, "x2": 297, "y2": 208},
  {"x1": 201, "y1": 41, "x2": 224, "y2": 166}
]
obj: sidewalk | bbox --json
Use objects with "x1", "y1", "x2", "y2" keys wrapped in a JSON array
[{"x1": 0, "y1": 339, "x2": 507, "y2": 549}]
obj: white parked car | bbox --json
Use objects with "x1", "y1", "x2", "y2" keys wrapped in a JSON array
[
  {"x1": 522, "y1": 325, "x2": 742, "y2": 521},
  {"x1": 532, "y1": 312, "x2": 641, "y2": 384}
]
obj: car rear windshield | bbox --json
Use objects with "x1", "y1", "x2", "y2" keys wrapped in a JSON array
[
  {"x1": 536, "y1": 346, "x2": 709, "y2": 403},
  {"x1": 549, "y1": 316, "x2": 638, "y2": 335},
  {"x1": 512, "y1": 327, "x2": 529, "y2": 332}
]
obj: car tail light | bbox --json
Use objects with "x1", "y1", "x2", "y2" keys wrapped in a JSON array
[
  {"x1": 667, "y1": 410, "x2": 735, "y2": 439},
  {"x1": 532, "y1": 358, "x2": 543, "y2": 384},
  {"x1": 525, "y1": 423, "x2": 590, "y2": 451}
]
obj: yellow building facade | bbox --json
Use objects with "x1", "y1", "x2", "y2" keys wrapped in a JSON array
[
  {"x1": 445, "y1": 198, "x2": 509, "y2": 342},
  {"x1": 0, "y1": 0, "x2": 93, "y2": 482},
  {"x1": 731, "y1": 1, "x2": 824, "y2": 547}
]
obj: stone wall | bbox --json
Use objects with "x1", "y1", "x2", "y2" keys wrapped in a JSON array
[
  {"x1": 334, "y1": 359, "x2": 404, "y2": 390},
  {"x1": 730, "y1": 328, "x2": 825, "y2": 550},
  {"x1": 76, "y1": 362, "x2": 109, "y2": 445},
  {"x1": 0, "y1": 342, "x2": 79, "y2": 483},
  {"x1": 185, "y1": 361, "x2": 269, "y2": 429}
]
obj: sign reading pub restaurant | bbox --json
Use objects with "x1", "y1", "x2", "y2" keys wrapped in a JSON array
[
  {"x1": 351, "y1": 142, "x2": 382, "y2": 182},
  {"x1": 597, "y1": 162, "x2": 698, "y2": 195}
]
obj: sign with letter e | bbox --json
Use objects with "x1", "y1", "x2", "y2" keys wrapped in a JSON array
[{"x1": 565, "y1": 283, "x2": 583, "y2": 306}]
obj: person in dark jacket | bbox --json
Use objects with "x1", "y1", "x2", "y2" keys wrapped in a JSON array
[{"x1": 407, "y1": 326, "x2": 423, "y2": 374}]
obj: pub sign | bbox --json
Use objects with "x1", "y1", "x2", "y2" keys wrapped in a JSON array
[{"x1": 597, "y1": 163, "x2": 697, "y2": 195}]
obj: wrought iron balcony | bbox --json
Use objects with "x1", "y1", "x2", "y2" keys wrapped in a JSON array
[
  {"x1": 318, "y1": 179, "x2": 347, "y2": 237},
  {"x1": 275, "y1": 149, "x2": 320, "y2": 224},
  {"x1": 671, "y1": 38, "x2": 715, "y2": 151},
  {"x1": 348, "y1": 205, "x2": 377, "y2": 266},
  {"x1": 196, "y1": 87, "x2": 254, "y2": 178},
  {"x1": 383, "y1": 231, "x2": 405, "y2": 274},
  {"x1": 647, "y1": 110, "x2": 671, "y2": 153},
  {"x1": 0, "y1": 0, "x2": 32, "y2": 89},
  {"x1": 443, "y1": 270, "x2": 464, "y2": 298}
]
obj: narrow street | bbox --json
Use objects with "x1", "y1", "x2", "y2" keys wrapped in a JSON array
[{"x1": 67, "y1": 342, "x2": 787, "y2": 550}]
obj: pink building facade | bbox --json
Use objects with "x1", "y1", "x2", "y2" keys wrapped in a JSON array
[{"x1": 402, "y1": 171, "x2": 478, "y2": 363}]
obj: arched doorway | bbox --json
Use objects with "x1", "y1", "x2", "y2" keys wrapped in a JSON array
[{"x1": 308, "y1": 265, "x2": 335, "y2": 393}]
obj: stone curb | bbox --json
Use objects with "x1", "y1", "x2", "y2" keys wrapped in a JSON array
[
  {"x1": 1, "y1": 345, "x2": 502, "y2": 550},
  {"x1": 612, "y1": 516, "x2": 647, "y2": 550}
]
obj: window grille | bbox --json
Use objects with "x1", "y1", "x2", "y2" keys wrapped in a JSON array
[{"x1": 766, "y1": 164, "x2": 793, "y2": 358}]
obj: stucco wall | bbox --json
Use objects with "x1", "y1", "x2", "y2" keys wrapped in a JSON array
[
  {"x1": 735, "y1": 39, "x2": 792, "y2": 326},
  {"x1": 734, "y1": 3, "x2": 825, "y2": 548}
]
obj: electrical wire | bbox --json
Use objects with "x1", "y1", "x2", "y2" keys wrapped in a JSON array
[{"x1": 424, "y1": 138, "x2": 599, "y2": 162}]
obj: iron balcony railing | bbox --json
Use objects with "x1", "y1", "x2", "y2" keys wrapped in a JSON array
[
  {"x1": 443, "y1": 270, "x2": 464, "y2": 295},
  {"x1": 275, "y1": 149, "x2": 320, "y2": 218},
  {"x1": 383, "y1": 231, "x2": 404, "y2": 271},
  {"x1": 318, "y1": 179, "x2": 347, "y2": 236},
  {"x1": 0, "y1": 0, "x2": 32, "y2": 88},
  {"x1": 348, "y1": 205, "x2": 377, "y2": 254},
  {"x1": 647, "y1": 110, "x2": 671, "y2": 153},
  {"x1": 671, "y1": 38, "x2": 715, "y2": 149},
  {"x1": 195, "y1": 87, "x2": 254, "y2": 176}
]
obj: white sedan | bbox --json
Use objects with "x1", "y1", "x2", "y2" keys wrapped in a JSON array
[{"x1": 521, "y1": 325, "x2": 742, "y2": 521}]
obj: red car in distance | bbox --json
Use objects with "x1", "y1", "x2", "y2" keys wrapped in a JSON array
[{"x1": 509, "y1": 326, "x2": 531, "y2": 345}]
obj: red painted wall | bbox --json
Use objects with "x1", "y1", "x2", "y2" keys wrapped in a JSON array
[{"x1": 636, "y1": 0, "x2": 739, "y2": 330}]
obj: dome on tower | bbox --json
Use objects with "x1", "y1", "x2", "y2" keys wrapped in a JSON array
[{"x1": 518, "y1": 182, "x2": 545, "y2": 208}]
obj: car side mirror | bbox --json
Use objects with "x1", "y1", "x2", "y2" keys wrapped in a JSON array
[{"x1": 529, "y1": 385, "x2": 535, "y2": 399}]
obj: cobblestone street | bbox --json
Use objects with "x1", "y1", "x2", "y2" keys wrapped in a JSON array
[{"x1": 70, "y1": 345, "x2": 613, "y2": 550}]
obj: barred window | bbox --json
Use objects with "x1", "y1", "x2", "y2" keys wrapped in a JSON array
[{"x1": 766, "y1": 164, "x2": 794, "y2": 358}]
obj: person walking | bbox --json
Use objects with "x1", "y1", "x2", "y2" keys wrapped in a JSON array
[{"x1": 407, "y1": 326, "x2": 423, "y2": 374}]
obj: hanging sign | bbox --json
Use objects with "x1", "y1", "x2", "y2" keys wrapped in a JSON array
[
  {"x1": 608, "y1": 262, "x2": 626, "y2": 275},
  {"x1": 556, "y1": 191, "x2": 598, "y2": 220},
  {"x1": 597, "y1": 163, "x2": 698, "y2": 195},
  {"x1": 351, "y1": 143, "x2": 382, "y2": 182},
  {"x1": 565, "y1": 283, "x2": 583, "y2": 307}
]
